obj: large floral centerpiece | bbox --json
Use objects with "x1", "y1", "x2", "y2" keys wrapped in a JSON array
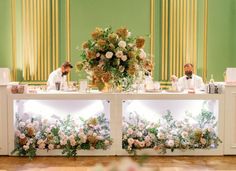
[{"x1": 77, "y1": 27, "x2": 153, "y2": 91}]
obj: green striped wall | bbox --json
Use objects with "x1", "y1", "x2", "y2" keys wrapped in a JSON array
[{"x1": 0, "y1": 0, "x2": 235, "y2": 82}]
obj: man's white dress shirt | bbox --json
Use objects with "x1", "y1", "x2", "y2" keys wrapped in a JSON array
[
  {"x1": 47, "y1": 68, "x2": 67, "y2": 90},
  {"x1": 177, "y1": 74, "x2": 205, "y2": 90}
]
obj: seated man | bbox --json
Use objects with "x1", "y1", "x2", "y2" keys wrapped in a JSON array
[
  {"x1": 177, "y1": 63, "x2": 205, "y2": 90},
  {"x1": 47, "y1": 61, "x2": 73, "y2": 90}
]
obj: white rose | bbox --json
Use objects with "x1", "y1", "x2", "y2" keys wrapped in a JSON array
[
  {"x1": 26, "y1": 119, "x2": 31, "y2": 124},
  {"x1": 146, "y1": 141, "x2": 152, "y2": 147},
  {"x1": 96, "y1": 136, "x2": 104, "y2": 140},
  {"x1": 157, "y1": 132, "x2": 165, "y2": 140},
  {"x1": 136, "y1": 131, "x2": 142, "y2": 137},
  {"x1": 90, "y1": 146, "x2": 95, "y2": 150},
  {"x1": 167, "y1": 139, "x2": 175, "y2": 147},
  {"x1": 127, "y1": 128, "x2": 133, "y2": 135},
  {"x1": 138, "y1": 123, "x2": 145, "y2": 130},
  {"x1": 23, "y1": 145, "x2": 29, "y2": 151},
  {"x1": 105, "y1": 51, "x2": 113, "y2": 59},
  {"x1": 96, "y1": 53, "x2": 101, "y2": 57},
  {"x1": 175, "y1": 121, "x2": 182, "y2": 127},
  {"x1": 121, "y1": 55, "x2": 127, "y2": 61},
  {"x1": 19, "y1": 122, "x2": 25, "y2": 128},
  {"x1": 115, "y1": 50, "x2": 123, "y2": 58},
  {"x1": 149, "y1": 133, "x2": 156, "y2": 140},
  {"x1": 33, "y1": 121, "x2": 39, "y2": 128},
  {"x1": 207, "y1": 127, "x2": 214, "y2": 133},
  {"x1": 104, "y1": 140, "x2": 110, "y2": 146},
  {"x1": 45, "y1": 128, "x2": 51, "y2": 133},
  {"x1": 170, "y1": 130, "x2": 177, "y2": 135},
  {"x1": 60, "y1": 139, "x2": 67, "y2": 146},
  {"x1": 181, "y1": 131, "x2": 189, "y2": 139},
  {"x1": 88, "y1": 130, "x2": 93, "y2": 136},
  {"x1": 79, "y1": 133, "x2": 87, "y2": 143},
  {"x1": 128, "y1": 138, "x2": 134, "y2": 146},
  {"x1": 144, "y1": 135, "x2": 151, "y2": 142},
  {"x1": 28, "y1": 139, "x2": 33, "y2": 144},
  {"x1": 167, "y1": 134, "x2": 173, "y2": 140},
  {"x1": 48, "y1": 144, "x2": 54, "y2": 150},
  {"x1": 26, "y1": 123, "x2": 33, "y2": 128},
  {"x1": 59, "y1": 131, "x2": 66, "y2": 138},
  {"x1": 20, "y1": 134, "x2": 26, "y2": 139},
  {"x1": 118, "y1": 40, "x2": 126, "y2": 48},
  {"x1": 127, "y1": 32, "x2": 131, "y2": 37},
  {"x1": 139, "y1": 49, "x2": 146, "y2": 59}
]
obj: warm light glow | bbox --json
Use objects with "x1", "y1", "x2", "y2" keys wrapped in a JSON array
[
  {"x1": 15, "y1": 100, "x2": 108, "y2": 121},
  {"x1": 123, "y1": 100, "x2": 219, "y2": 123}
]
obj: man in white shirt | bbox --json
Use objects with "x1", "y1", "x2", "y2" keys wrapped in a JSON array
[
  {"x1": 177, "y1": 63, "x2": 205, "y2": 90},
  {"x1": 47, "y1": 61, "x2": 73, "y2": 90}
]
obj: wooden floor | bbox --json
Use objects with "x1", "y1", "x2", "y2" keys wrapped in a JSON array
[{"x1": 0, "y1": 156, "x2": 236, "y2": 171}]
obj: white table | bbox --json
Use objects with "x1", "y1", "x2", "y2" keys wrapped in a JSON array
[{"x1": 5, "y1": 90, "x2": 225, "y2": 156}]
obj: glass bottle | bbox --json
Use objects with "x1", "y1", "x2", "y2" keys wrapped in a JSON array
[{"x1": 209, "y1": 74, "x2": 214, "y2": 83}]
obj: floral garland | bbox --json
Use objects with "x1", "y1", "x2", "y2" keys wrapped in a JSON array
[
  {"x1": 12, "y1": 113, "x2": 112, "y2": 158},
  {"x1": 122, "y1": 109, "x2": 222, "y2": 154},
  {"x1": 76, "y1": 27, "x2": 153, "y2": 91}
]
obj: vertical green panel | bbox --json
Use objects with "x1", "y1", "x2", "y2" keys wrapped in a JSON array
[
  {"x1": 197, "y1": 0, "x2": 204, "y2": 76},
  {"x1": 0, "y1": 0, "x2": 12, "y2": 69},
  {"x1": 154, "y1": 0, "x2": 162, "y2": 81},
  {"x1": 59, "y1": 0, "x2": 66, "y2": 66},
  {"x1": 207, "y1": 0, "x2": 236, "y2": 81}
]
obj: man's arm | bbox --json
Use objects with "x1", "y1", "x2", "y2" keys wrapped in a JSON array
[{"x1": 47, "y1": 72, "x2": 57, "y2": 90}]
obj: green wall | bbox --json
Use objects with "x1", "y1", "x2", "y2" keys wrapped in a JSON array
[
  {"x1": 0, "y1": 0, "x2": 12, "y2": 69},
  {"x1": 0, "y1": 0, "x2": 235, "y2": 82},
  {"x1": 207, "y1": 0, "x2": 236, "y2": 81}
]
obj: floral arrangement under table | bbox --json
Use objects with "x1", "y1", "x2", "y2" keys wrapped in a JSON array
[{"x1": 7, "y1": 93, "x2": 224, "y2": 158}]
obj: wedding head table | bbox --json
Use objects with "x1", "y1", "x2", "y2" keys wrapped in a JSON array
[{"x1": 4, "y1": 89, "x2": 225, "y2": 157}]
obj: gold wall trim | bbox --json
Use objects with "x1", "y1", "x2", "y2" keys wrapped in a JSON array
[
  {"x1": 12, "y1": 0, "x2": 61, "y2": 82},
  {"x1": 11, "y1": 0, "x2": 17, "y2": 81},
  {"x1": 66, "y1": 0, "x2": 71, "y2": 80},
  {"x1": 47, "y1": 0, "x2": 51, "y2": 77},
  {"x1": 52, "y1": 0, "x2": 55, "y2": 71},
  {"x1": 55, "y1": 0, "x2": 59, "y2": 69},
  {"x1": 150, "y1": 0, "x2": 154, "y2": 72},
  {"x1": 164, "y1": 0, "x2": 168, "y2": 80},
  {"x1": 161, "y1": 0, "x2": 201, "y2": 81},
  {"x1": 203, "y1": 0, "x2": 208, "y2": 81},
  {"x1": 169, "y1": 0, "x2": 173, "y2": 76},
  {"x1": 161, "y1": 0, "x2": 165, "y2": 80}
]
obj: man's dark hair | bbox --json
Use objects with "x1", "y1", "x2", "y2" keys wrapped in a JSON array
[
  {"x1": 62, "y1": 61, "x2": 73, "y2": 68},
  {"x1": 184, "y1": 63, "x2": 194, "y2": 68}
]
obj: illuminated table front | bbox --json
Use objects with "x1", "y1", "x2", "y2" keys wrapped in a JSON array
[{"x1": 7, "y1": 92, "x2": 224, "y2": 156}]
